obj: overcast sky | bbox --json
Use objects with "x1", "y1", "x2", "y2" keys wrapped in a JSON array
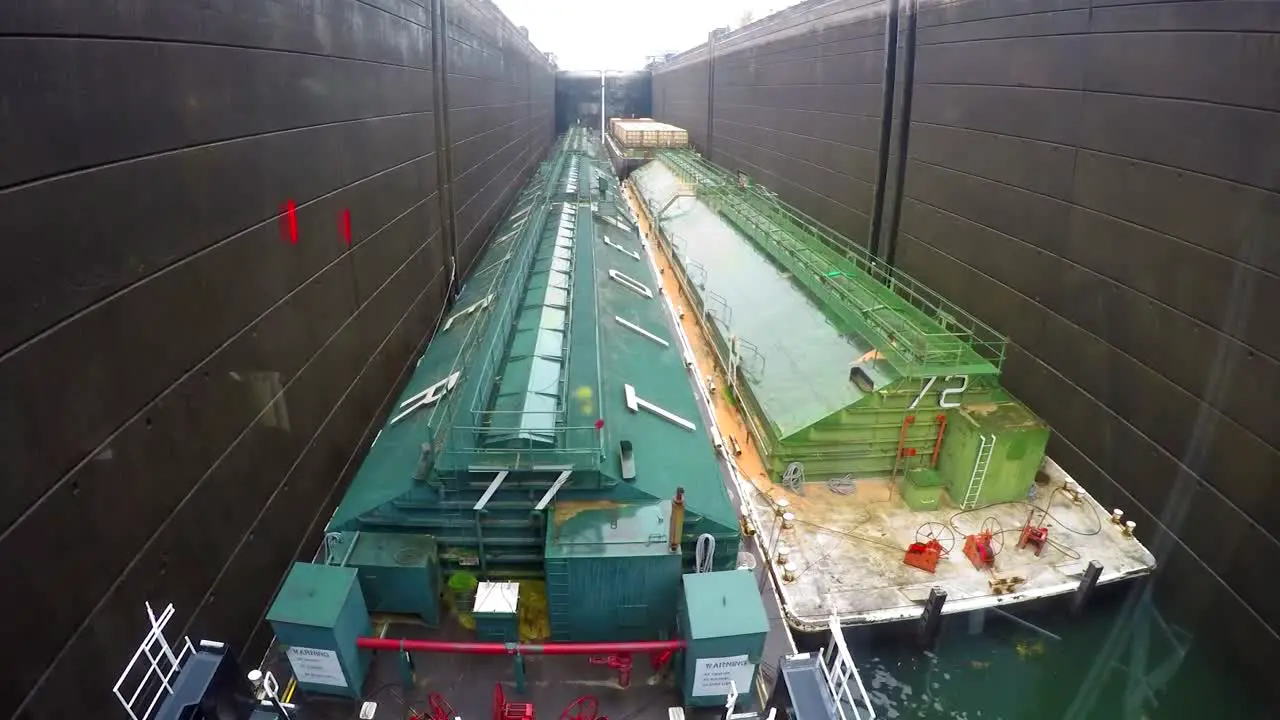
[{"x1": 493, "y1": 0, "x2": 798, "y2": 71}]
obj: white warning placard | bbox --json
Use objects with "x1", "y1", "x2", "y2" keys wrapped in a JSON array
[
  {"x1": 691, "y1": 654, "x2": 756, "y2": 696},
  {"x1": 286, "y1": 646, "x2": 348, "y2": 688}
]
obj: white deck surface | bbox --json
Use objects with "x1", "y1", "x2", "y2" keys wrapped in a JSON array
[{"x1": 739, "y1": 458, "x2": 1157, "y2": 632}]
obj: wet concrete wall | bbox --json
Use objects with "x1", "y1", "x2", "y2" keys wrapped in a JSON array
[
  {"x1": 652, "y1": 0, "x2": 1279, "y2": 706},
  {"x1": 555, "y1": 71, "x2": 654, "y2": 135},
  {"x1": 0, "y1": 1, "x2": 550, "y2": 717}
]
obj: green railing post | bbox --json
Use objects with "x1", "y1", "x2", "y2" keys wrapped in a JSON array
[{"x1": 512, "y1": 647, "x2": 527, "y2": 693}]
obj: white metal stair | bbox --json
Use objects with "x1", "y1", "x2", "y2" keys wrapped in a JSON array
[{"x1": 961, "y1": 434, "x2": 995, "y2": 510}]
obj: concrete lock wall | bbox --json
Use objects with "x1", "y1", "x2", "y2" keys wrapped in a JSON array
[
  {"x1": 556, "y1": 71, "x2": 654, "y2": 135},
  {"x1": 0, "y1": 1, "x2": 552, "y2": 717},
  {"x1": 652, "y1": 0, "x2": 1280, "y2": 701}
]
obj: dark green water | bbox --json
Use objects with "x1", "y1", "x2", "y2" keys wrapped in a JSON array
[{"x1": 844, "y1": 588, "x2": 1265, "y2": 720}]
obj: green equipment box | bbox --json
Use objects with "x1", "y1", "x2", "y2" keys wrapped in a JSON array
[
  {"x1": 938, "y1": 398, "x2": 1050, "y2": 507},
  {"x1": 900, "y1": 467, "x2": 946, "y2": 511},
  {"x1": 267, "y1": 562, "x2": 372, "y2": 698},
  {"x1": 544, "y1": 500, "x2": 683, "y2": 641},
  {"x1": 329, "y1": 532, "x2": 440, "y2": 625},
  {"x1": 679, "y1": 570, "x2": 769, "y2": 707}
]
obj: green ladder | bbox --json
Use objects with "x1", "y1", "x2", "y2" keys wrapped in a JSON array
[{"x1": 545, "y1": 558, "x2": 571, "y2": 640}]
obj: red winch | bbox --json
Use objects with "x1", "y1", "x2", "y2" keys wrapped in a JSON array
[
  {"x1": 903, "y1": 522, "x2": 954, "y2": 574},
  {"x1": 904, "y1": 539, "x2": 945, "y2": 573},
  {"x1": 964, "y1": 530, "x2": 996, "y2": 570},
  {"x1": 1018, "y1": 510, "x2": 1049, "y2": 556}
]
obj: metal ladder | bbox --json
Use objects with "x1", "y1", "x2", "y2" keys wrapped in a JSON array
[{"x1": 961, "y1": 434, "x2": 995, "y2": 510}]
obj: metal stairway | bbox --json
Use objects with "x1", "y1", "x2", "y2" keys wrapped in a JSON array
[
  {"x1": 961, "y1": 434, "x2": 995, "y2": 510},
  {"x1": 769, "y1": 616, "x2": 876, "y2": 720}
]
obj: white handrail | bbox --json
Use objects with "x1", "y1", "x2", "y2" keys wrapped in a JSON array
[
  {"x1": 113, "y1": 603, "x2": 195, "y2": 720},
  {"x1": 820, "y1": 615, "x2": 876, "y2": 720}
]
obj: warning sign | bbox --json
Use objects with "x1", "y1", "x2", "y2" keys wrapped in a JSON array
[
  {"x1": 691, "y1": 654, "x2": 756, "y2": 696},
  {"x1": 286, "y1": 646, "x2": 347, "y2": 688}
]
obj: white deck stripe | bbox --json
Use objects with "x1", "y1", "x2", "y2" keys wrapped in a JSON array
[
  {"x1": 534, "y1": 471, "x2": 573, "y2": 511},
  {"x1": 615, "y1": 316, "x2": 670, "y2": 347},
  {"x1": 473, "y1": 471, "x2": 510, "y2": 510}
]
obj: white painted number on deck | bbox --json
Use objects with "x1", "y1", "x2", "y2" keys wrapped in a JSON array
[{"x1": 909, "y1": 374, "x2": 969, "y2": 410}]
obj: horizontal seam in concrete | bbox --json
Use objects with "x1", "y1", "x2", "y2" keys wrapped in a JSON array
[
  {"x1": 716, "y1": 148, "x2": 872, "y2": 219},
  {"x1": 352, "y1": 0, "x2": 430, "y2": 28},
  {"x1": 0, "y1": 150, "x2": 437, "y2": 364},
  {"x1": 718, "y1": 41, "x2": 887, "y2": 65},
  {"x1": 457, "y1": 151, "x2": 542, "y2": 264},
  {"x1": 0, "y1": 110, "x2": 433, "y2": 195},
  {"x1": 715, "y1": 134, "x2": 876, "y2": 195},
  {"x1": 716, "y1": 100, "x2": 880, "y2": 122},
  {"x1": 919, "y1": 28, "x2": 1280, "y2": 46},
  {"x1": 457, "y1": 147, "x2": 541, "y2": 252},
  {"x1": 900, "y1": 188, "x2": 1280, "y2": 396},
  {"x1": 904, "y1": 151, "x2": 1280, "y2": 281},
  {"x1": 917, "y1": 7, "x2": 1084, "y2": 32},
  {"x1": 452, "y1": 126, "x2": 540, "y2": 212},
  {"x1": 917, "y1": 81, "x2": 1280, "y2": 116},
  {"x1": 719, "y1": 81, "x2": 884, "y2": 89},
  {"x1": 908, "y1": 116, "x2": 1280, "y2": 200},
  {"x1": 0, "y1": 33, "x2": 432, "y2": 72},
  {"x1": 451, "y1": 115, "x2": 534, "y2": 147},
  {"x1": 717, "y1": 115, "x2": 880, "y2": 156}
]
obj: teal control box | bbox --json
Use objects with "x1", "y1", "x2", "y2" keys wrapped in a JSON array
[
  {"x1": 267, "y1": 562, "x2": 372, "y2": 698},
  {"x1": 679, "y1": 570, "x2": 769, "y2": 707}
]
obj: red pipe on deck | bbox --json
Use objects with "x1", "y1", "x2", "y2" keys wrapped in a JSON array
[
  {"x1": 356, "y1": 638, "x2": 686, "y2": 655},
  {"x1": 930, "y1": 414, "x2": 947, "y2": 467}
]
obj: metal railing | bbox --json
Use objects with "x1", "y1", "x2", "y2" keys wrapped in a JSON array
[
  {"x1": 112, "y1": 603, "x2": 195, "y2": 720},
  {"x1": 658, "y1": 150, "x2": 1006, "y2": 377},
  {"x1": 427, "y1": 142, "x2": 574, "y2": 466},
  {"x1": 450, "y1": 138, "x2": 604, "y2": 470},
  {"x1": 821, "y1": 615, "x2": 876, "y2": 720},
  {"x1": 444, "y1": 421, "x2": 604, "y2": 470}
]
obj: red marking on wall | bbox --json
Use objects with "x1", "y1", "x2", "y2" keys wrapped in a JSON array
[
  {"x1": 341, "y1": 209, "x2": 352, "y2": 245},
  {"x1": 282, "y1": 200, "x2": 298, "y2": 244}
]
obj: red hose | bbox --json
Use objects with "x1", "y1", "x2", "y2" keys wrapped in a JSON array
[{"x1": 356, "y1": 638, "x2": 686, "y2": 655}]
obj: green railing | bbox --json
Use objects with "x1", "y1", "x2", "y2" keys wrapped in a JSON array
[
  {"x1": 442, "y1": 422, "x2": 605, "y2": 471},
  {"x1": 658, "y1": 150, "x2": 1006, "y2": 377},
  {"x1": 427, "y1": 133, "x2": 600, "y2": 471},
  {"x1": 451, "y1": 128, "x2": 607, "y2": 470}
]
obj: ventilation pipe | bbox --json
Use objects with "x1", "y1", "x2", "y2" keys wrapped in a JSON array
[{"x1": 669, "y1": 487, "x2": 686, "y2": 551}]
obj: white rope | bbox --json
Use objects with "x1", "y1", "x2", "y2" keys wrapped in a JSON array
[{"x1": 695, "y1": 533, "x2": 716, "y2": 573}]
